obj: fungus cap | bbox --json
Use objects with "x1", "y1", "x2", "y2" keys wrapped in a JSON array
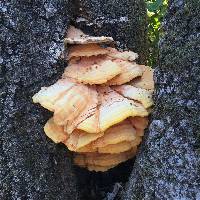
[
  {"x1": 131, "y1": 65, "x2": 154, "y2": 90},
  {"x1": 64, "y1": 86, "x2": 99, "y2": 134},
  {"x1": 32, "y1": 78, "x2": 75, "y2": 111},
  {"x1": 65, "y1": 26, "x2": 113, "y2": 44},
  {"x1": 92, "y1": 120, "x2": 137, "y2": 148},
  {"x1": 74, "y1": 148, "x2": 137, "y2": 168},
  {"x1": 44, "y1": 118, "x2": 68, "y2": 143},
  {"x1": 65, "y1": 130, "x2": 103, "y2": 152},
  {"x1": 86, "y1": 165, "x2": 116, "y2": 172},
  {"x1": 53, "y1": 84, "x2": 90, "y2": 125},
  {"x1": 106, "y1": 60, "x2": 143, "y2": 85},
  {"x1": 63, "y1": 56, "x2": 122, "y2": 85},
  {"x1": 77, "y1": 87, "x2": 148, "y2": 133},
  {"x1": 107, "y1": 47, "x2": 138, "y2": 61},
  {"x1": 68, "y1": 44, "x2": 109, "y2": 60},
  {"x1": 97, "y1": 141, "x2": 138, "y2": 154},
  {"x1": 72, "y1": 119, "x2": 141, "y2": 154},
  {"x1": 112, "y1": 85, "x2": 153, "y2": 108}
]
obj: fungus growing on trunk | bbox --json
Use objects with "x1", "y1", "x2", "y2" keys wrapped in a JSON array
[{"x1": 33, "y1": 26, "x2": 154, "y2": 171}]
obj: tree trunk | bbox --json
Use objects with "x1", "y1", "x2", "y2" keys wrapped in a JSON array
[
  {"x1": 0, "y1": 1, "x2": 80, "y2": 199},
  {"x1": 122, "y1": 0, "x2": 200, "y2": 199},
  {"x1": 0, "y1": 0, "x2": 147, "y2": 200}
]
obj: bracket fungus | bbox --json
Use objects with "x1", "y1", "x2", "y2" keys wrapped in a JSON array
[{"x1": 33, "y1": 26, "x2": 154, "y2": 172}]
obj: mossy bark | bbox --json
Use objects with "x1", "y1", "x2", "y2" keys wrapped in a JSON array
[{"x1": 122, "y1": 0, "x2": 200, "y2": 199}]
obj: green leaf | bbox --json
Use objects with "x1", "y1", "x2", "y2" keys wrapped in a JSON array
[
  {"x1": 147, "y1": 0, "x2": 163, "y2": 12},
  {"x1": 146, "y1": 0, "x2": 168, "y2": 67}
]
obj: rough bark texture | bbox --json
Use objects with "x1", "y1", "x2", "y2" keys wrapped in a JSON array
[
  {"x1": 0, "y1": 1, "x2": 148, "y2": 200},
  {"x1": 122, "y1": 0, "x2": 200, "y2": 199},
  {"x1": 0, "y1": 1, "x2": 80, "y2": 199},
  {"x1": 75, "y1": 0, "x2": 148, "y2": 64}
]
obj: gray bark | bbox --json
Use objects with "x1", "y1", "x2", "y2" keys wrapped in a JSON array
[
  {"x1": 0, "y1": 1, "x2": 80, "y2": 200},
  {"x1": 122, "y1": 0, "x2": 200, "y2": 199}
]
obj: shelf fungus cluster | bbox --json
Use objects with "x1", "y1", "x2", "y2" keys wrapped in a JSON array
[{"x1": 33, "y1": 26, "x2": 154, "y2": 172}]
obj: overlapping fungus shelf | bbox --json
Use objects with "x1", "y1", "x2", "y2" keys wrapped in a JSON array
[{"x1": 33, "y1": 26, "x2": 154, "y2": 172}]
